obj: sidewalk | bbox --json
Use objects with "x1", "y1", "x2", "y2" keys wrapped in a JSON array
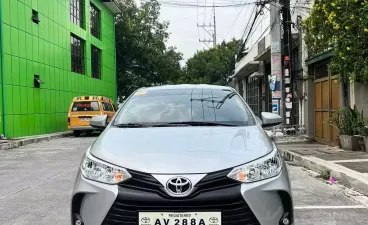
[
  {"x1": 0, "y1": 131, "x2": 72, "y2": 150},
  {"x1": 276, "y1": 140, "x2": 368, "y2": 196}
]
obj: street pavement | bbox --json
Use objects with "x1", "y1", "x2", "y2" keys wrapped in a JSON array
[{"x1": 0, "y1": 136, "x2": 368, "y2": 225}]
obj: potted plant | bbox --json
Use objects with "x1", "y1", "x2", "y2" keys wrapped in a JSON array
[{"x1": 330, "y1": 106, "x2": 365, "y2": 151}]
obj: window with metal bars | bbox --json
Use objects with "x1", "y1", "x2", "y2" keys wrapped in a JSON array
[
  {"x1": 70, "y1": 0, "x2": 84, "y2": 28},
  {"x1": 90, "y1": 4, "x2": 100, "y2": 39},
  {"x1": 237, "y1": 78, "x2": 243, "y2": 97},
  {"x1": 71, "y1": 35, "x2": 85, "y2": 74},
  {"x1": 246, "y1": 77, "x2": 260, "y2": 117},
  {"x1": 91, "y1": 45, "x2": 101, "y2": 79}
]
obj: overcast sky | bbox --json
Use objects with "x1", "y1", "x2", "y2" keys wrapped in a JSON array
[{"x1": 137, "y1": 0, "x2": 256, "y2": 61}]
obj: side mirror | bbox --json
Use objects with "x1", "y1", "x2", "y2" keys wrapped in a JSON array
[
  {"x1": 90, "y1": 115, "x2": 108, "y2": 129},
  {"x1": 261, "y1": 112, "x2": 283, "y2": 127}
]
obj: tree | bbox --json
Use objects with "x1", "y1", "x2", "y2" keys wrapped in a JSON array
[
  {"x1": 303, "y1": 0, "x2": 368, "y2": 83},
  {"x1": 179, "y1": 39, "x2": 242, "y2": 85},
  {"x1": 115, "y1": 0, "x2": 183, "y2": 99}
]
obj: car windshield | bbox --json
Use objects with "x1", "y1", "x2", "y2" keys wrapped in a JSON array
[{"x1": 114, "y1": 88, "x2": 255, "y2": 126}]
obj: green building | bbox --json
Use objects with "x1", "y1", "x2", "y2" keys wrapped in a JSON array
[{"x1": 0, "y1": 0, "x2": 120, "y2": 138}]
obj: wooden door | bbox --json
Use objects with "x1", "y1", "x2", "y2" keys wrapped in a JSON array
[
  {"x1": 330, "y1": 76, "x2": 340, "y2": 145},
  {"x1": 314, "y1": 64, "x2": 340, "y2": 145}
]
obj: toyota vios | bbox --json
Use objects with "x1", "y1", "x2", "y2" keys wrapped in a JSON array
[{"x1": 71, "y1": 85, "x2": 293, "y2": 225}]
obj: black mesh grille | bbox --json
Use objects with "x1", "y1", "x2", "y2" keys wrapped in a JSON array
[
  {"x1": 103, "y1": 170, "x2": 260, "y2": 225},
  {"x1": 118, "y1": 170, "x2": 164, "y2": 195},
  {"x1": 119, "y1": 169, "x2": 239, "y2": 198}
]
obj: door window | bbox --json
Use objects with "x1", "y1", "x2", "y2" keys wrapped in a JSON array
[{"x1": 102, "y1": 102, "x2": 110, "y2": 111}]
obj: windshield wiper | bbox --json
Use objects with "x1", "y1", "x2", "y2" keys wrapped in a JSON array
[
  {"x1": 114, "y1": 123, "x2": 146, "y2": 128},
  {"x1": 153, "y1": 121, "x2": 237, "y2": 127}
]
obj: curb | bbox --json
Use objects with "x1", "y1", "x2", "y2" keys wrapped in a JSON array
[
  {"x1": 279, "y1": 148, "x2": 368, "y2": 196},
  {"x1": 0, "y1": 131, "x2": 73, "y2": 150}
]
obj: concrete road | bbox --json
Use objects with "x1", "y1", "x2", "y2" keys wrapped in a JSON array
[{"x1": 0, "y1": 136, "x2": 367, "y2": 225}]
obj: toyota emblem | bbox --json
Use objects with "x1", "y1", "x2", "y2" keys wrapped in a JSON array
[
  {"x1": 166, "y1": 177, "x2": 192, "y2": 196},
  {"x1": 209, "y1": 217, "x2": 219, "y2": 223},
  {"x1": 141, "y1": 217, "x2": 150, "y2": 223}
]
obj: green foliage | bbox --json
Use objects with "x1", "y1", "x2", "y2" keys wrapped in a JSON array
[
  {"x1": 178, "y1": 39, "x2": 242, "y2": 85},
  {"x1": 329, "y1": 106, "x2": 365, "y2": 135},
  {"x1": 303, "y1": 0, "x2": 368, "y2": 83},
  {"x1": 115, "y1": 0, "x2": 183, "y2": 99},
  {"x1": 114, "y1": 0, "x2": 241, "y2": 99}
]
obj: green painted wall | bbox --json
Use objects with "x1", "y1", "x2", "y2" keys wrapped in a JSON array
[{"x1": 0, "y1": 0, "x2": 117, "y2": 138}]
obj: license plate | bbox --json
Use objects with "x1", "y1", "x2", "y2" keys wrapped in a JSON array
[
  {"x1": 139, "y1": 212, "x2": 221, "y2": 225},
  {"x1": 80, "y1": 118, "x2": 91, "y2": 121}
]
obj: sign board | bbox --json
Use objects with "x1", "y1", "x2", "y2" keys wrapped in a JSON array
[
  {"x1": 272, "y1": 91, "x2": 282, "y2": 98},
  {"x1": 268, "y1": 74, "x2": 276, "y2": 91},
  {"x1": 272, "y1": 99, "x2": 280, "y2": 114},
  {"x1": 271, "y1": 42, "x2": 281, "y2": 53}
]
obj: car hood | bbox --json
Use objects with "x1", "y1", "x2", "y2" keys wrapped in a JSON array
[{"x1": 90, "y1": 126, "x2": 274, "y2": 174}]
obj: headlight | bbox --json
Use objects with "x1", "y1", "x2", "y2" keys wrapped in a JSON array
[
  {"x1": 227, "y1": 147, "x2": 282, "y2": 183},
  {"x1": 81, "y1": 148, "x2": 131, "y2": 184}
]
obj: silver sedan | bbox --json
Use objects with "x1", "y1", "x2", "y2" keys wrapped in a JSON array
[{"x1": 71, "y1": 84, "x2": 293, "y2": 225}]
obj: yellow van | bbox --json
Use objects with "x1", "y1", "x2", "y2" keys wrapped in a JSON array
[{"x1": 68, "y1": 96, "x2": 117, "y2": 137}]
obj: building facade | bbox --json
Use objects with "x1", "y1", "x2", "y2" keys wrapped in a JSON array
[
  {"x1": 230, "y1": 1, "x2": 368, "y2": 146},
  {"x1": 230, "y1": 1, "x2": 312, "y2": 138},
  {"x1": 0, "y1": 0, "x2": 120, "y2": 138}
]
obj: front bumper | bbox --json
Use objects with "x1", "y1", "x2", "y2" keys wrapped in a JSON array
[{"x1": 71, "y1": 162, "x2": 293, "y2": 225}]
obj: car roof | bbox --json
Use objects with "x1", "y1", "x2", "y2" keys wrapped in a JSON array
[{"x1": 138, "y1": 84, "x2": 234, "y2": 92}]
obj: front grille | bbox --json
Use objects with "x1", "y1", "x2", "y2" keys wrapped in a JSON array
[
  {"x1": 119, "y1": 168, "x2": 239, "y2": 198},
  {"x1": 103, "y1": 169, "x2": 260, "y2": 225},
  {"x1": 119, "y1": 170, "x2": 165, "y2": 196}
]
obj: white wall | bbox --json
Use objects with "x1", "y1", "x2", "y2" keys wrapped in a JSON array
[{"x1": 350, "y1": 82, "x2": 368, "y2": 118}]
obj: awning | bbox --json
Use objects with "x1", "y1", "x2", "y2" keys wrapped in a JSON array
[
  {"x1": 102, "y1": 0, "x2": 122, "y2": 14},
  {"x1": 249, "y1": 72, "x2": 264, "y2": 79},
  {"x1": 254, "y1": 46, "x2": 270, "y2": 62},
  {"x1": 231, "y1": 61, "x2": 259, "y2": 79},
  {"x1": 306, "y1": 50, "x2": 334, "y2": 66}
]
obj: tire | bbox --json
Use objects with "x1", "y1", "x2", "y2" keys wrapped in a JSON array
[
  {"x1": 74, "y1": 130, "x2": 81, "y2": 137},
  {"x1": 86, "y1": 130, "x2": 93, "y2": 136}
]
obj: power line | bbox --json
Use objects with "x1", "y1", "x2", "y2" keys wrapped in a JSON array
[
  {"x1": 224, "y1": 0, "x2": 250, "y2": 39},
  {"x1": 245, "y1": 11, "x2": 269, "y2": 46},
  {"x1": 238, "y1": 5, "x2": 262, "y2": 55},
  {"x1": 143, "y1": 0, "x2": 260, "y2": 8},
  {"x1": 197, "y1": 0, "x2": 200, "y2": 44},
  {"x1": 240, "y1": 5, "x2": 257, "y2": 41}
]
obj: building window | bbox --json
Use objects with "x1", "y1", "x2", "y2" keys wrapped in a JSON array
[
  {"x1": 91, "y1": 45, "x2": 101, "y2": 79},
  {"x1": 71, "y1": 35, "x2": 85, "y2": 74},
  {"x1": 246, "y1": 77, "x2": 260, "y2": 117},
  {"x1": 70, "y1": 0, "x2": 83, "y2": 27},
  {"x1": 32, "y1": 10, "x2": 40, "y2": 24},
  {"x1": 90, "y1": 4, "x2": 100, "y2": 39}
]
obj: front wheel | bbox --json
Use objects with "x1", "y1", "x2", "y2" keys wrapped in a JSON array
[{"x1": 73, "y1": 130, "x2": 81, "y2": 137}]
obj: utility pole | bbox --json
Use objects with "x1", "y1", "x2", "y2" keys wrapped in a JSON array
[
  {"x1": 281, "y1": 0, "x2": 293, "y2": 125},
  {"x1": 213, "y1": 5, "x2": 217, "y2": 48},
  {"x1": 198, "y1": 5, "x2": 217, "y2": 48},
  {"x1": 270, "y1": 0, "x2": 283, "y2": 118}
]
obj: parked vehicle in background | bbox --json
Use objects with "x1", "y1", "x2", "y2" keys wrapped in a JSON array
[
  {"x1": 71, "y1": 85, "x2": 292, "y2": 225},
  {"x1": 68, "y1": 96, "x2": 116, "y2": 137}
]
